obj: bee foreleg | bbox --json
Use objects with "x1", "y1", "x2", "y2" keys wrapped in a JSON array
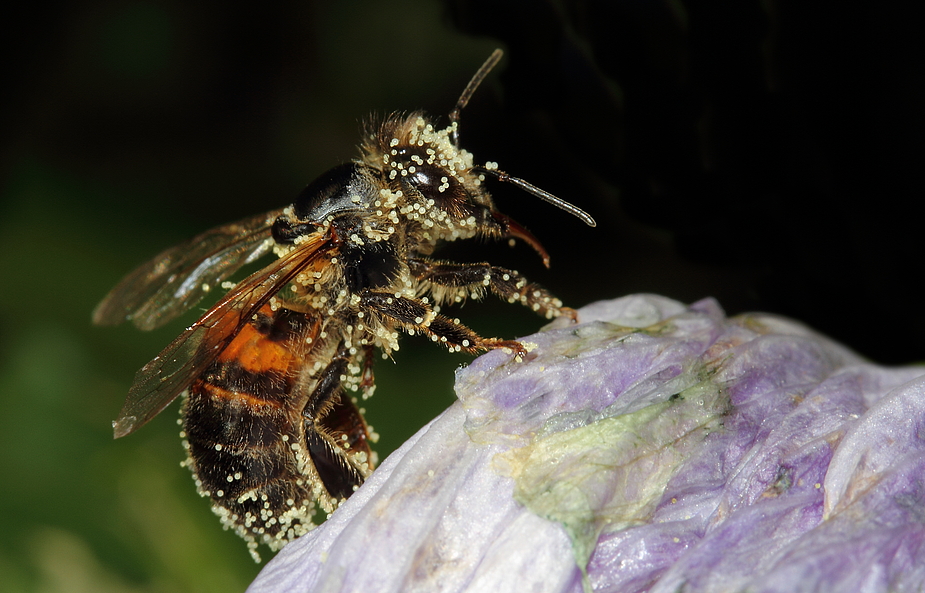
[
  {"x1": 408, "y1": 259, "x2": 570, "y2": 320},
  {"x1": 360, "y1": 291, "x2": 526, "y2": 356}
]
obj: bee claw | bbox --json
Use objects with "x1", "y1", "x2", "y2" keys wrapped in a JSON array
[{"x1": 560, "y1": 307, "x2": 580, "y2": 324}]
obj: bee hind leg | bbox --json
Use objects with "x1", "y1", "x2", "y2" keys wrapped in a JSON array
[{"x1": 301, "y1": 343, "x2": 367, "y2": 500}]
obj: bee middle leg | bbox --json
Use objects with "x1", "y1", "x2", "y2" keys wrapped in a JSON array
[{"x1": 360, "y1": 291, "x2": 526, "y2": 356}]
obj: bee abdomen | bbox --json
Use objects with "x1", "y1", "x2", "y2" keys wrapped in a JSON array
[{"x1": 182, "y1": 365, "x2": 322, "y2": 556}]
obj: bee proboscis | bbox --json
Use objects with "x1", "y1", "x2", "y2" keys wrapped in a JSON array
[{"x1": 94, "y1": 49, "x2": 595, "y2": 560}]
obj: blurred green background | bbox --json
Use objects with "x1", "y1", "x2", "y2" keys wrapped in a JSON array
[{"x1": 1, "y1": 1, "x2": 921, "y2": 591}]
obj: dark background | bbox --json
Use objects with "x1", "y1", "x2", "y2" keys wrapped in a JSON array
[{"x1": 1, "y1": 1, "x2": 922, "y2": 591}]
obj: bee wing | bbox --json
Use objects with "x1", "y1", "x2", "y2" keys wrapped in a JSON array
[
  {"x1": 93, "y1": 208, "x2": 286, "y2": 331},
  {"x1": 112, "y1": 233, "x2": 335, "y2": 438}
]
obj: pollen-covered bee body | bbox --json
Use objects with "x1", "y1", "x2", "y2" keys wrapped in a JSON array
[{"x1": 94, "y1": 49, "x2": 595, "y2": 560}]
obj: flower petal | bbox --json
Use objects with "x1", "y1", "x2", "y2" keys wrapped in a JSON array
[{"x1": 249, "y1": 295, "x2": 925, "y2": 593}]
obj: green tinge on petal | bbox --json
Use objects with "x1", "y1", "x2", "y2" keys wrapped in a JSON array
[{"x1": 496, "y1": 370, "x2": 730, "y2": 587}]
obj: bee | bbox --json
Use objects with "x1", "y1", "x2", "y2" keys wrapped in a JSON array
[{"x1": 94, "y1": 49, "x2": 595, "y2": 560}]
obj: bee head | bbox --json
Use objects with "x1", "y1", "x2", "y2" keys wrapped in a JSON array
[{"x1": 276, "y1": 49, "x2": 594, "y2": 258}]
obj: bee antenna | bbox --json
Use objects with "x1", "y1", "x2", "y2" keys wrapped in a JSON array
[
  {"x1": 475, "y1": 166, "x2": 597, "y2": 227},
  {"x1": 449, "y1": 48, "x2": 504, "y2": 146}
]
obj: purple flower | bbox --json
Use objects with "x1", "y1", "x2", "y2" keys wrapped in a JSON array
[{"x1": 248, "y1": 295, "x2": 925, "y2": 593}]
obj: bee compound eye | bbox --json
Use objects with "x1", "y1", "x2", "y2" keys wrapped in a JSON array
[{"x1": 406, "y1": 163, "x2": 465, "y2": 206}]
